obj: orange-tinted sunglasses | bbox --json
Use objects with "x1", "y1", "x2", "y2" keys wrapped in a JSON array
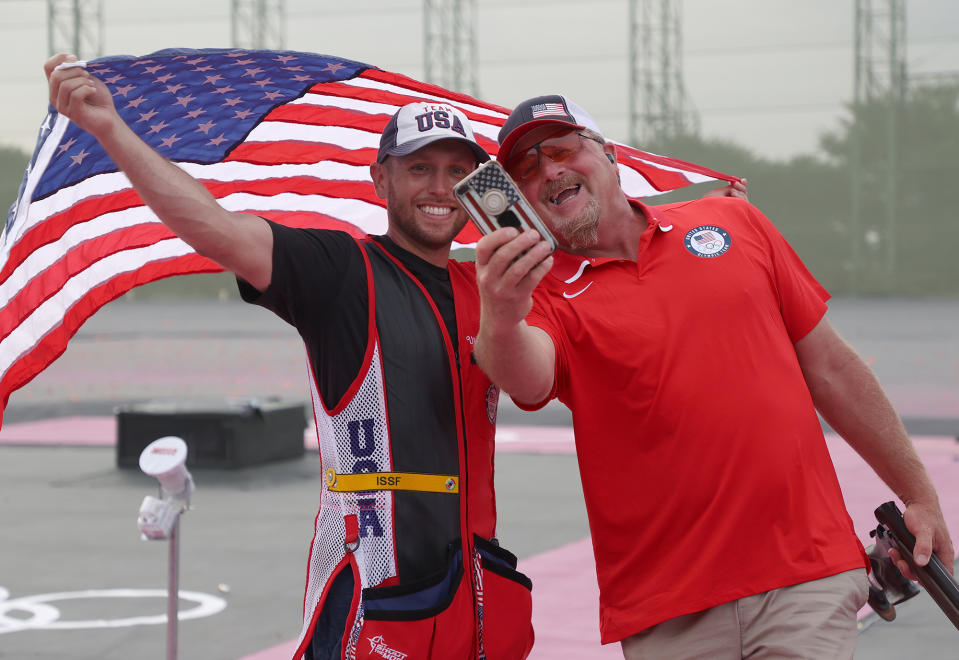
[{"x1": 506, "y1": 131, "x2": 604, "y2": 182}]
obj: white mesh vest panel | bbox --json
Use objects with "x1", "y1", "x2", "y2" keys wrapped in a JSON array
[{"x1": 295, "y1": 340, "x2": 396, "y2": 650}]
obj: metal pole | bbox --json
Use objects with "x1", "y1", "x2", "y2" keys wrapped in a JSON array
[
  {"x1": 885, "y1": 0, "x2": 902, "y2": 287},
  {"x1": 47, "y1": 0, "x2": 53, "y2": 57},
  {"x1": 423, "y1": 0, "x2": 434, "y2": 85},
  {"x1": 850, "y1": 0, "x2": 864, "y2": 294},
  {"x1": 72, "y1": 0, "x2": 80, "y2": 55},
  {"x1": 628, "y1": 0, "x2": 637, "y2": 144},
  {"x1": 167, "y1": 516, "x2": 180, "y2": 660},
  {"x1": 231, "y1": 0, "x2": 239, "y2": 49}
]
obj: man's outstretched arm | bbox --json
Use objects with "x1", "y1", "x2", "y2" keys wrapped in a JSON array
[
  {"x1": 795, "y1": 317, "x2": 954, "y2": 577},
  {"x1": 44, "y1": 53, "x2": 273, "y2": 291}
]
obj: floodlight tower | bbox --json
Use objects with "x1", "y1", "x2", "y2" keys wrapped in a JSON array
[
  {"x1": 47, "y1": 0, "x2": 103, "y2": 59},
  {"x1": 423, "y1": 0, "x2": 479, "y2": 96},
  {"x1": 628, "y1": 0, "x2": 699, "y2": 145},
  {"x1": 232, "y1": 0, "x2": 286, "y2": 50},
  {"x1": 850, "y1": 0, "x2": 906, "y2": 291}
]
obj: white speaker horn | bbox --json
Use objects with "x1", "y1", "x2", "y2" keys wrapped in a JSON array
[{"x1": 139, "y1": 436, "x2": 193, "y2": 497}]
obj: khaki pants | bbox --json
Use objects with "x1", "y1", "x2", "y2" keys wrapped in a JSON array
[{"x1": 621, "y1": 569, "x2": 869, "y2": 660}]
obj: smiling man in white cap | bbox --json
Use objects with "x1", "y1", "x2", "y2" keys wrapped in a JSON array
[
  {"x1": 371, "y1": 102, "x2": 491, "y2": 262},
  {"x1": 47, "y1": 51, "x2": 535, "y2": 660},
  {"x1": 473, "y1": 93, "x2": 953, "y2": 660}
]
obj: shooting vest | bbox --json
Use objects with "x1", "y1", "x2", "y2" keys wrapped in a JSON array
[{"x1": 293, "y1": 239, "x2": 534, "y2": 660}]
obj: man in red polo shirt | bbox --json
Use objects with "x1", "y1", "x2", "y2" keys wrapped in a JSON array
[{"x1": 473, "y1": 95, "x2": 954, "y2": 658}]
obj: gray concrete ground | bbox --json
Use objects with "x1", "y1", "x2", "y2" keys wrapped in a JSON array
[
  {"x1": 857, "y1": 581, "x2": 959, "y2": 659},
  {"x1": 0, "y1": 446, "x2": 589, "y2": 660},
  {"x1": 2, "y1": 296, "x2": 958, "y2": 658}
]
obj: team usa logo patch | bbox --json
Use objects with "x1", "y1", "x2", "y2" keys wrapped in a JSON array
[{"x1": 684, "y1": 225, "x2": 731, "y2": 258}]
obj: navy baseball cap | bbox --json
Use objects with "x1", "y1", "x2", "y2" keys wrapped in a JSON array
[
  {"x1": 497, "y1": 94, "x2": 604, "y2": 165},
  {"x1": 377, "y1": 102, "x2": 490, "y2": 164}
]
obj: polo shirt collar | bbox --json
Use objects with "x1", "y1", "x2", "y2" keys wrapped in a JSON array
[{"x1": 548, "y1": 196, "x2": 673, "y2": 283}]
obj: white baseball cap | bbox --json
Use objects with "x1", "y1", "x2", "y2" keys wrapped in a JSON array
[{"x1": 377, "y1": 102, "x2": 490, "y2": 164}]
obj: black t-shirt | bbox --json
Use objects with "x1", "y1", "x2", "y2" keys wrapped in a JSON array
[
  {"x1": 241, "y1": 222, "x2": 469, "y2": 582},
  {"x1": 238, "y1": 223, "x2": 458, "y2": 408}
]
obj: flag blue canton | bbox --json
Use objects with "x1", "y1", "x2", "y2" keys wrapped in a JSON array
[{"x1": 34, "y1": 48, "x2": 368, "y2": 200}]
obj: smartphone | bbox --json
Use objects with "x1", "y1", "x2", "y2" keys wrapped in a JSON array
[{"x1": 454, "y1": 160, "x2": 557, "y2": 253}]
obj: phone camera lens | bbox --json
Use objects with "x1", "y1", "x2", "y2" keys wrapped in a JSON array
[{"x1": 480, "y1": 189, "x2": 509, "y2": 215}]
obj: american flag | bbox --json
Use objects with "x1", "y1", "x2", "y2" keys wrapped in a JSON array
[
  {"x1": 530, "y1": 102, "x2": 567, "y2": 119},
  {"x1": 0, "y1": 47, "x2": 735, "y2": 424}
]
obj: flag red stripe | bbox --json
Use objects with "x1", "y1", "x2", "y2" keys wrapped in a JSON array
[
  {"x1": 255, "y1": 210, "x2": 377, "y2": 238},
  {"x1": 225, "y1": 141, "x2": 377, "y2": 165},
  {"x1": 263, "y1": 103, "x2": 389, "y2": 131},
  {"x1": 255, "y1": 209, "x2": 480, "y2": 245},
  {"x1": 233, "y1": 104, "x2": 501, "y2": 157},
  {"x1": 0, "y1": 252, "x2": 219, "y2": 426},
  {"x1": 2, "y1": 207, "x2": 397, "y2": 346},
  {"x1": 454, "y1": 222, "x2": 482, "y2": 245},
  {"x1": 625, "y1": 160, "x2": 698, "y2": 192},
  {"x1": 1, "y1": 188, "x2": 148, "y2": 286},
  {"x1": 313, "y1": 76, "x2": 509, "y2": 130},
  {"x1": 358, "y1": 70, "x2": 511, "y2": 121},
  {"x1": 618, "y1": 144, "x2": 738, "y2": 185},
  {"x1": 1, "y1": 177, "x2": 384, "y2": 287},
  {"x1": 0, "y1": 224, "x2": 180, "y2": 342},
  {"x1": 203, "y1": 177, "x2": 384, "y2": 205}
]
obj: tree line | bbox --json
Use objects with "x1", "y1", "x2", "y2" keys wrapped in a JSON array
[{"x1": 651, "y1": 84, "x2": 959, "y2": 296}]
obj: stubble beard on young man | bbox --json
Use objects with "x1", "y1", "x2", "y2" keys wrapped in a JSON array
[{"x1": 387, "y1": 196, "x2": 467, "y2": 253}]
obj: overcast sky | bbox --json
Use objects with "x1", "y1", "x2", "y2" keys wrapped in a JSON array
[{"x1": 1, "y1": 0, "x2": 957, "y2": 162}]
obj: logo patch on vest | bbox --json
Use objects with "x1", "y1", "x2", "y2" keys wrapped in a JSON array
[
  {"x1": 367, "y1": 634, "x2": 408, "y2": 660},
  {"x1": 684, "y1": 225, "x2": 731, "y2": 258},
  {"x1": 486, "y1": 384, "x2": 499, "y2": 425}
]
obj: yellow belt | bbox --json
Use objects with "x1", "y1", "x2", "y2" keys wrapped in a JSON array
[{"x1": 325, "y1": 468, "x2": 459, "y2": 494}]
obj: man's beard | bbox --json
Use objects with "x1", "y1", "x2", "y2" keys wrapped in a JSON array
[
  {"x1": 387, "y1": 197, "x2": 465, "y2": 251},
  {"x1": 545, "y1": 175, "x2": 600, "y2": 250},
  {"x1": 560, "y1": 197, "x2": 600, "y2": 250}
]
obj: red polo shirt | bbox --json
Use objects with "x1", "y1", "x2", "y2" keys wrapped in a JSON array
[{"x1": 523, "y1": 196, "x2": 867, "y2": 643}]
